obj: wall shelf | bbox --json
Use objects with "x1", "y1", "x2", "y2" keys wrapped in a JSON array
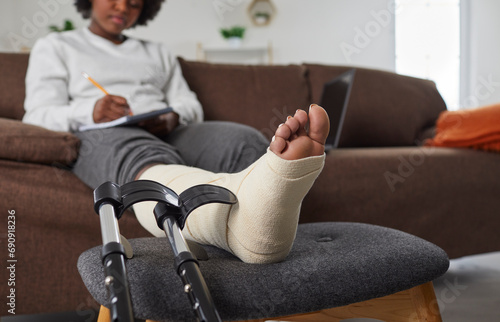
[{"x1": 197, "y1": 42, "x2": 273, "y2": 65}]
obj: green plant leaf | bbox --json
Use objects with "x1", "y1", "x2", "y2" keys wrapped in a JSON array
[
  {"x1": 220, "y1": 26, "x2": 246, "y2": 39},
  {"x1": 49, "y1": 19, "x2": 75, "y2": 32},
  {"x1": 64, "y1": 20, "x2": 75, "y2": 31}
]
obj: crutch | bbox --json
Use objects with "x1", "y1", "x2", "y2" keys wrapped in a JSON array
[{"x1": 93, "y1": 180, "x2": 237, "y2": 322}]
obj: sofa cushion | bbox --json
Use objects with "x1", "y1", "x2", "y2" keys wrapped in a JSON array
[
  {"x1": 178, "y1": 58, "x2": 310, "y2": 140},
  {"x1": 0, "y1": 53, "x2": 29, "y2": 120},
  {"x1": 0, "y1": 118, "x2": 80, "y2": 165},
  {"x1": 301, "y1": 146, "x2": 500, "y2": 258},
  {"x1": 426, "y1": 103, "x2": 500, "y2": 152},
  {"x1": 305, "y1": 64, "x2": 447, "y2": 147}
]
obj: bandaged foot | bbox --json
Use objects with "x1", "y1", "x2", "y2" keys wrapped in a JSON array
[{"x1": 133, "y1": 104, "x2": 330, "y2": 263}]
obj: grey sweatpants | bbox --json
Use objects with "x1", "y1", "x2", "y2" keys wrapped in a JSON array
[{"x1": 72, "y1": 121, "x2": 269, "y2": 189}]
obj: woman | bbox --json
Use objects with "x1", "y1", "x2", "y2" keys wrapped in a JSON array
[{"x1": 23, "y1": 0, "x2": 330, "y2": 264}]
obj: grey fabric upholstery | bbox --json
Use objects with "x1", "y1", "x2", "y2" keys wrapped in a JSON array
[{"x1": 78, "y1": 222, "x2": 449, "y2": 321}]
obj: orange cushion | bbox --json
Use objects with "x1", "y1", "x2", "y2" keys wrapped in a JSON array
[{"x1": 426, "y1": 103, "x2": 500, "y2": 152}]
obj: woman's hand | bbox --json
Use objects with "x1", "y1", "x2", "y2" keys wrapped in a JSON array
[
  {"x1": 93, "y1": 95, "x2": 131, "y2": 123},
  {"x1": 138, "y1": 112, "x2": 180, "y2": 137}
]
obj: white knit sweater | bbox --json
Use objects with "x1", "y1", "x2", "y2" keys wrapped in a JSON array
[{"x1": 23, "y1": 28, "x2": 203, "y2": 132}]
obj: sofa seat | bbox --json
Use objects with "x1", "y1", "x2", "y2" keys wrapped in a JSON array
[{"x1": 302, "y1": 146, "x2": 500, "y2": 258}]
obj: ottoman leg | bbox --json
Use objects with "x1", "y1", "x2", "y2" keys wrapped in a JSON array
[
  {"x1": 97, "y1": 306, "x2": 110, "y2": 322},
  {"x1": 242, "y1": 282, "x2": 442, "y2": 322},
  {"x1": 97, "y1": 305, "x2": 158, "y2": 322},
  {"x1": 96, "y1": 282, "x2": 442, "y2": 322}
]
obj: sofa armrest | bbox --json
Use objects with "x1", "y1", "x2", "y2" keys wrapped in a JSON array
[{"x1": 0, "y1": 118, "x2": 80, "y2": 166}]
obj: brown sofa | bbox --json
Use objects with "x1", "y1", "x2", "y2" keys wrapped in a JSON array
[{"x1": 1, "y1": 52, "x2": 499, "y2": 316}]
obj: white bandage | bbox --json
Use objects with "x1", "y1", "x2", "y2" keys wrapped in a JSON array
[{"x1": 133, "y1": 148, "x2": 325, "y2": 264}]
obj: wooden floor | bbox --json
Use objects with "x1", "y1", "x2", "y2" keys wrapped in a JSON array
[{"x1": 431, "y1": 251, "x2": 500, "y2": 322}]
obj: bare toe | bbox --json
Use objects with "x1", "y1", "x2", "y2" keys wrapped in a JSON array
[
  {"x1": 308, "y1": 104, "x2": 330, "y2": 145},
  {"x1": 292, "y1": 109, "x2": 308, "y2": 137},
  {"x1": 283, "y1": 115, "x2": 300, "y2": 135},
  {"x1": 270, "y1": 135, "x2": 287, "y2": 154},
  {"x1": 292, "y1": 109, "x2": 308, "y2": 129},
  {"x1": 275, "y1": 123, "x2": 293, "y2": 140}
]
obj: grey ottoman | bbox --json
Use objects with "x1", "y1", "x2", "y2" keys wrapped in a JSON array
[{"x1": 78, "y1": 222, "x2": 449, "y2": 321}]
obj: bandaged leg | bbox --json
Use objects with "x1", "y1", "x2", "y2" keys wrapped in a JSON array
[
  {"x1": 134, "y1": 149, "x2": 324, "y2": 263},
  {"x1": 133, "y1": 105, "x2": 329, "y2": 263}
]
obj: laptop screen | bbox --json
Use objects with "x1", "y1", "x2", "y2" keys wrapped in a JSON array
[{"x1": 319, "y1": 69, "x2": 355, "y2": 150}]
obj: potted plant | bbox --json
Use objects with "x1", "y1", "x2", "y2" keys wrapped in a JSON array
[
  {"x1": 254, "y1": 12, "x2": 270, "y2": 25},
  {"x1": 49, "y1": 19, "x2": 75, "y2": 32},
  {"x1": 220, "y1": 26, "x2": 246, "y2": 47}
]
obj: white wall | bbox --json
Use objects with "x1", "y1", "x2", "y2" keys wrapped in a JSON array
[
  {"x1": 3, "y1": 0, "x2": 500, "y2": 108},
  {"x1": 0, "y1": 0, "x2": 16, "y2": 50},
  {"x1": 0, "y1": 0, "x2": 86, "y2": 52},
  {"x1": 126, "y1": 0, "x2": 396, "y2": 70},
  {"x1": 461, "y1": 0, "x2": 500, "y2": 107},
  {"x1": 0, "y1": 0, "x2": 395, "y2": 71}
]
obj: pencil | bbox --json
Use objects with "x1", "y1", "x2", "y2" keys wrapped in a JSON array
[{"x1": 81, "y1": 72, "x2": 109, "y2": 95}]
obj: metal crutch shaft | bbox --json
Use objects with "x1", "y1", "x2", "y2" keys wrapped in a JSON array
[
  {"x1": 162, "y1": 214, "x2": 222, "y2": 322},
  {"x1": 95, "y1": 184, "x2": 134, "y2": 322}
]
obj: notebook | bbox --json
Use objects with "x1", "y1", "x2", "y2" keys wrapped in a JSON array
[
  {"x1": 319, "y1": 69, "x2": 355, "y2": 151},
  {"x1": 78, "y1": 107, "x2": 173, "y2": 132}
]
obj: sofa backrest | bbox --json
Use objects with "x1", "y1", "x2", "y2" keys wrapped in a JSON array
[
  {"x1": 305, "y1": 64, "x2": 447, "y2": 147},
  {"x1": 0, "y1": 53, "x2": 446, "y2": 147},
  {"x1": 0, "y1": 53, "x2": 29, "y2": 120},
  {"x1": 178, "y1": 58, "x2": 311, "y2": 140}
]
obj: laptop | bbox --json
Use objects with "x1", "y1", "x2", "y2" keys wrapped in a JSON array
[{"x1": 319, "y1": 69, "x2": 355, "y2": 151}]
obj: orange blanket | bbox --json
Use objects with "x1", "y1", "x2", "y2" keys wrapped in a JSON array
[{"x1": 425, "y1": 103, "x2": 500, "y2": 152}]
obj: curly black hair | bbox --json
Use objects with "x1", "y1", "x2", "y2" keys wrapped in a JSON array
[{"x1": 75, "y1": 0, "x2": 165, "y2": 27}]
